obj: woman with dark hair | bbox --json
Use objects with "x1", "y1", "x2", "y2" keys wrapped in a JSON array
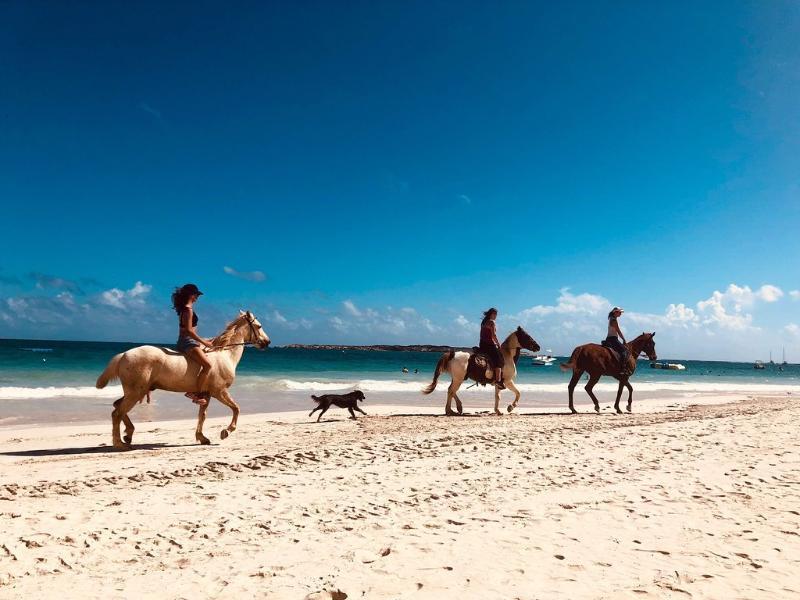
[
  {"x1": 479, "y1": 308, "x2": 505, "y2": 390},
  {"x1": 172, "y1": 283, "x2": 215, "y2": 405},
  {"x1": 606, "y1": 306, "x2": 631, "y2": 376}
]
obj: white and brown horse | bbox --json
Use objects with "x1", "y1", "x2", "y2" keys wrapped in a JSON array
[
  {"x1": 422, "y1": 327, "x2": 540, "y2": 415},
  {"x1": 96, "y1": 311, "x2": 270, "y2": 449}
]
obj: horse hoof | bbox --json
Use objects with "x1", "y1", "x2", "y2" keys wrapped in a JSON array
[
  {"x1": 113, "y1": 442, "x2": 132, "y2": 451},
  {"x1": 626, "y1": 407, "x2": 632, "y2": 413},
  {"x1": 197, "y1": 437, "x2": 211, "y2": 445},
  {"x1": 615, "y1": 409, "x2": 623, "y2": 415},
  {"x1": 506, "y1": 404, "x2": 514, "y2": 413},
  {"x1": 570, "y1": 409, "x2": 578, "y2": 415},
  {"x1": 445, "y1": 410, "x2": 456, "y2": 417},
  {"x1": 220, "y1": 429, "x2": 229, "y2": 440},
  {"x1": 123, "y1": 435, "x2": 132, "y2": 445}
]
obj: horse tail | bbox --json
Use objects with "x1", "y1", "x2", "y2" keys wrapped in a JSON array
[
  {"x1": 422, "y1": 351, "x2": 454, "y2": 395},
  {"x1": 96, "y1": 353, "x2": 124, "y2": 388},
  {"x1": 560, "y1": 347, "x2": 582, "y2": 372}
]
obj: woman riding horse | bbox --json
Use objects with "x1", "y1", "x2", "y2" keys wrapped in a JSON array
[
  {"x1": 172, "y1": 283, "x2": 215, "y2": 405},
  {"x1": 480, "y1": 308, "x2": 505, "y2": 390},
  {"x1": 605, "y1": 306, "x2": 631, "y2": 376}
]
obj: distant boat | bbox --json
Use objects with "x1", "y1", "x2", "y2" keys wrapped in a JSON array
[
  {"x1": 754, "y1": 360, "x2": 766, "y2": 370},
  {"x1": 782, "y1": 347, "x2": 788, "y2": 366},
  {"x1": 769, "y1": 350, "x2": 774, "y2": 365},
  {"x1": 532, "y1": 350, "x2": 557, "y2": 366},
  {"x1": 650, "y1": 362, "x2": 686, "y2": 370}
]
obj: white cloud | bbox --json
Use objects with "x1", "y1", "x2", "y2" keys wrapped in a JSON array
[
  {"x1": 458, "y1": 194, "x2": 471, "y2": 205},
  {"x1": 784, "y1": 323, "x2": 800, "y2": 337},
  {"x1": 99, "y1": 281, "x2": 152, "y2": 310},
  {"x1": 270, "y1": 309, "x2": 313, "y2": 331},
  {"x1": 223, "y1": 266, "x2": 266, "y2": 282},
  {"x1": 757, "y1": 284, "x2": 783, "y2": 302},
  {"x1": 342, "y1": 300, "x2": 361, "y2": 317},
  {"x1": 790, "y1": 290, "x2": 800, "y2": 301},
  {"x1": 517, "y1": 288, "x2": 610, "y2": 320},
  {"x1": 695, "y1": 283, "x2": 782, "y2": 330}
]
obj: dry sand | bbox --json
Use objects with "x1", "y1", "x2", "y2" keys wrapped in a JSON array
[{"x1": 1, "y1": 396, "x2": 799, "y2": 599}]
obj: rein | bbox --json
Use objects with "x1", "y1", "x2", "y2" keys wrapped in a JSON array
[{"x1": 206, "y1": 315, "x2": 260, "y2": 352}]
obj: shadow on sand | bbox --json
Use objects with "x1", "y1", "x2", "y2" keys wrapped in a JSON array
[{"x1": 0, "y1": 442, "x2": 196, "y2": 458}]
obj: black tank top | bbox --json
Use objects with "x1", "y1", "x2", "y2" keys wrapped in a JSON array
[{"x1": 180, "y1": 307, "x2": 198, "y2": 327}]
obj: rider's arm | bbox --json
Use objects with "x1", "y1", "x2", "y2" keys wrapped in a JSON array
[
  {"x1": 181, "y1": 308, "x2": 214, "y2": 348},
  {"x1": 614, "y1": 320, "x2": 626, "y2": 343},
  {"x1": 491, "y1": 321, "x2": 501, "y2": 347}
]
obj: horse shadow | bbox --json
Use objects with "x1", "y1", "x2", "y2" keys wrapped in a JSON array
[{"x1": 0, "y1": 442, "x2": 195, "y2": 457}]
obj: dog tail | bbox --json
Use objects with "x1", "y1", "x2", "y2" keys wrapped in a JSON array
[
  {"x1": 422, "y1": 350, "x2": 454, "y2": 395},
  {"x1": 96, "y1": 353, "x2": 124, "y2": 388},
  {"x1": 560, "y1": 347, "x2": 581, "y2": 372}
]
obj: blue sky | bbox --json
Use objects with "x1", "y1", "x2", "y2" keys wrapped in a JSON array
[{"x1": 1, "y1": 1, "x2": 798, "y2": 360}]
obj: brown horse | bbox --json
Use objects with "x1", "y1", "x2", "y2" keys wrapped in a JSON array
[{"x1": 560, "y1": 332, "x2": 657, "y2": 414}]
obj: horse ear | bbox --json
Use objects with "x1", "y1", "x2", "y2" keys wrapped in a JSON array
[
  {"x1": 246, "y1": 310, "x2": 253, "y2": 319},
  {"x1": 239, "y1": 310, "x2": 245, "y2": 316},
  {"x1": 651, "y1": 331, "x2": 656, "y2": 337},
  {"x1": 517, "y1": 326, "x2": 522, "y2": 332}
]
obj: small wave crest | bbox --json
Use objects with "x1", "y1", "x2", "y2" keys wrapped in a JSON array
[{"x1": 0, "y1": 385, "x2": 123, "y2": 400}]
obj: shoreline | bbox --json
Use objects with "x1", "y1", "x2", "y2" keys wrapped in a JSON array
[{"x1": 0, "y1": 385, "x2": 788, "y2": 430}]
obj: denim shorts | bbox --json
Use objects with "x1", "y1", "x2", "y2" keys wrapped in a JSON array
[{"x1": 176, "y1": 335, "x2": 201, "y2": 353}]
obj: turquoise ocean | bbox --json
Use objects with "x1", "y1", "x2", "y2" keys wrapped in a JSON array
[{"x1": 1, "y1": 339, "x2": 798, "y2": 426}]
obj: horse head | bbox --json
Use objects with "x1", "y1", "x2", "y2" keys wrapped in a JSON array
[
  {"x1": 638, "y1": 332, "x2": 657, "y2": 361},
  {"x1": 240, "y1": 310, "x2": 271, "y2": 349},
  {"x1": 515, "y1": 326, "x2": 541, "y2": 353}
]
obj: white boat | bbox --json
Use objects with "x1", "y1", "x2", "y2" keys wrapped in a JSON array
[
  {"x1": 532, "y1": 350, "x2": 557, "y2": 366},
  {"x1": 754, "y1": 360, "x2": 766, "y2": 370},
  {"x1": 650, "y1": 362, "x2": 686, "y2": 370}
]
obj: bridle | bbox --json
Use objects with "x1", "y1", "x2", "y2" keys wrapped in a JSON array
[{"x1": 206, "y1": 314, "x2": 264, "y2": 351}]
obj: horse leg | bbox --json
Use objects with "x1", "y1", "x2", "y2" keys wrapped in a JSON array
[
  {"x1": 446, "y1": 379, "x2": 462, "y2": 416},
  {"x1": 195, "y1": 401, "x2": 210, "y2": 445},
  {"x1": 121, "y1": 413, "x2": 135, "y2": 445},
  {"x1": 614, "y1": 380, "x2": 625, "y2": 414},
  {"x1": 567, "y1": 370, "x2": 583, "y2": 414},
  {"x1": 111, "y1": 397, "x2": 124, "y2": 448},
  {"x1": 452, "y1": 393, "x2": 463, "y2": 415},
  {"x1": 494, "y1": 384, "x2": 502, "y2": 416},
  {"x1": 214, "y1": 389, "x2": 240, "y2": 440},
  {"x1": 112, "y1": 392, "x2": 145, "y2": 449},
  {"x1": 625, "y1": 380, "x2": 634, "y2": 413},
  {"x1": 505, "y1": 380, "x2": 521, "y2": 413},
  {"x1": 584, "y1": 374, "x2": 601, "y2": 413}
]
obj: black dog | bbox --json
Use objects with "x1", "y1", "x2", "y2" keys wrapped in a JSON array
[{"x1": 309, "y1": 390, "x2": 367, "y2": 422}]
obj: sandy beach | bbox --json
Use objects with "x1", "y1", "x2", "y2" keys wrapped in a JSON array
[{"x1": 1, "y1": 395, "x2": 799, "y2": 599}]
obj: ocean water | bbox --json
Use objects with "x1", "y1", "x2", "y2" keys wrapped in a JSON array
[{"x1": 1, "y1": 338, "x2": 798, "y2": 426}]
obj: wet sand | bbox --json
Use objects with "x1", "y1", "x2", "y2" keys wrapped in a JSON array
[{"x1": 1, "y1": 396, "x2": 799, "y2": 598}]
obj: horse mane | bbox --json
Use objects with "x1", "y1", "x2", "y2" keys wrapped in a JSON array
[{"x1": 212, "y1": 315, "x2": 246, "y2": 347}]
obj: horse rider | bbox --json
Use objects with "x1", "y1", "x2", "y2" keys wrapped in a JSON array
[
  {"x1": 606, "y1": 306, "x2": 632, "y2": 376},
  {"x1": 480, "y1": 307, "x2": 505, "y2": 390},
  {"x1": 172, "y1": 283, "x2": 215, "y2": 405}
]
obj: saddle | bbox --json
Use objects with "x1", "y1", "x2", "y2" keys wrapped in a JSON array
[
  {"x1": 600, "y1": 339, "x2": 620, "y2": 361},
  {"x1": 467, "y1": 348, "x2": 495, "y2": 386},
  {"x1": 600, "y1": 339, "x2": 631, "y2": 374}
]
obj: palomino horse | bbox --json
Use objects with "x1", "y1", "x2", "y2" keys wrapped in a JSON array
[
  {"x1": 96, "y1": 311, "x2": 270, "y2": 449},
  {"x1": 560, "y1": 332, "x2": 657, "y2": 414},
  {"x1": 422, "y1": 327, "x2": 540, "y2": 416}
]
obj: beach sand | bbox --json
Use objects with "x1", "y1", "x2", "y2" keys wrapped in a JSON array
[{"x1": 1, "y1": 395, "x2": 799, "y2": 599}]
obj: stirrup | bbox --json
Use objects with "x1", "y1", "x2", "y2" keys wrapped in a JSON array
[{"x1": 495, "y1": 380, "x2": 506, "y2": 390}]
